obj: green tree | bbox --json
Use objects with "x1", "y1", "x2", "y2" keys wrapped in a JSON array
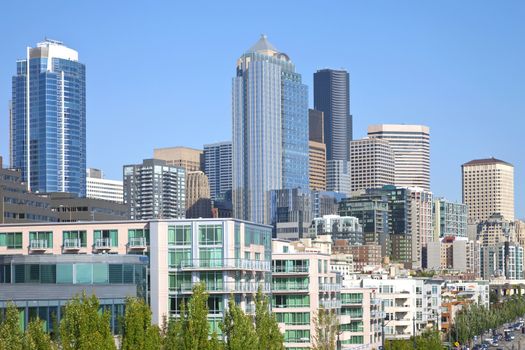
[
  {"x1": 59, "y1": 292, "x2": 116, "y2": 350},
  {"x1": 0, "y1": 302, "x2": 23, "y2": 350},
  {"x1": 254, "y1": 288, "x2": 284, "y2": 350},
  {"x1": 312, "y1": 306, "x2": 339, "y2": 350},
  {"x1": 23, "y1": 318, "x2": 54, "y2": 350},
  {"x1": 221, "y1": 296, "x2": 257, "y2": 350},
  {"x1": 121, "y1": 297, "x2": 161, "y2": 350}
]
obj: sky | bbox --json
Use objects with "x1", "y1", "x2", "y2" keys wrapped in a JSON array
[{"x1": 0, "y1": 1, "x2": 524, "y2": 217}]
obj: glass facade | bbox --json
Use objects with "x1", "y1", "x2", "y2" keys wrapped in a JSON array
[
  {"x1": 232, "y1": 36, "x2": 309, "y2": 224},
  {"x1": 10, "y1": 40, "x2": 86, "y2": 196}
]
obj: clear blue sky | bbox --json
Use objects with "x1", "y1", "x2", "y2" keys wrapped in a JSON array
[{"x1": 0, "y1": 1, "x2": 524, "y2": 217}]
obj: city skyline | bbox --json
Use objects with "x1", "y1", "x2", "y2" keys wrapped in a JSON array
[{"x1": 0, "y1": 1, "x2": 524, "y2": 216}]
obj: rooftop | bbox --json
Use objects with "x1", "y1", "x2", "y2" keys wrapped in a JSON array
[{"x1": 462, "y1": 157, "x2": 513, "y2": 167}]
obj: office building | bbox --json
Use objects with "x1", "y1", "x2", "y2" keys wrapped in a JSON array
[
  {"x1": 0, "y1": 156, "x2": 57, "y2": 223},
  {"x1": 185, "y1": 171, "x2": 212, "y2": 218},
  {"x1": 368, "y1": 124, "x2": 430, "y2": 191},
  {"x1": 480, "y1": 242, "x2": 523, "y2": 280},
  {"x1": 153, "y1": 146, "x2": 203, "y2": 171},
  {"x1": 350, "y1": 137, "x2": 395, "y2": 192},
  {"x1": 86, "y1": 168, "x2": 124, "y2": 203},
  {"x1": 268, "y1": 188, "x2": 313, "y2": 240},
  {"x1": 476, "y1": 213, "x2": 516, "y2": 247},
  {"x1": 0, "y1": 218, "x2": 272, "y2": 327},
  {"x1": 45, "y1": 192, "x2": 128, "y2": 222},
  {"x1": 338, "y1": 193, "x2": 390, "y2": 256},
  {"x1": 309, "y1": 109, "x2": 326, "y2": 191},
  {"x1": 313, "y1": 69, "x2": 352, "y2": 161},
  {"x1": 272, "y1": 238, "x2": 341, "y2": 349},
  {"x1": 203, "y1": 141, "x2": 232, "y2": 202},
  {"x1": 311, "y1": 190, "x2": 342, "y2": 218},
  {"x1": 326, "y1": 160, "x2": 351, "y2": 195},
  {"x1": 433, "y1": 198, "x2": 468, "y2": 238},
  {"x1": 123, "y1": 159, "x2": 185, "y2": 220},
  {"x1": 232, "y1": 35, "x2": 309, "y2": 224},
  {"x1": 10, "y1": 39, "x2": 86, "y2": 196},
  {"x1": 462, "y1": 158, "x2": 514, "y2": 222}
]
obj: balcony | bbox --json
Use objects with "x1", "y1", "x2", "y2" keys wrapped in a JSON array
[
  {"x1": 29, "y1": 240, "x2": 48, "y2": 251},
  {"x1": 272, "y1": 266, "x2": 309, "y2": 275},
  {"x1": 178, "y1": 259, "x2": 271, "y2": 272},
  {"x1": 320, "y1": 300, "x2": 342, "y2": 309},
  {"x1": 320, "y1": 283, "x2": 342, "y2": 292},
  {"x1": 63, "y1": 238, "x2": 82, "y2": 251},
  {"x1": 272, "y1": 283, "x2": 309, "y2": 292},
  {"x1": 128, "y1": 237, "x2": 147, "y2": 250},
  {"x1": 171, "y1": 282, "x2": 272, "y2": 294},
  {"x1": 94, "y1": 238, "x2": 112, "y2": 250}
]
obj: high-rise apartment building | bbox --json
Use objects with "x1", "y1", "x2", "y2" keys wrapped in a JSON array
[
  {"x1": 123, "y1": 159, "x2": 185, "y2": 220},
  {"x1": 432, "y1": 198, "x2": 468, "y2": 238},
  {"x1": 462, "y1": 158, "x2": 514, "y2": 222},
  {"x1": 185, "y1": 171, "x2": 212, "y2": 218},
  {"x1": 268, "y1": 188, "x2": 313, "y2": 240},
  {"x1": 153, "y1": 147, "x2": 203, "y2": 171},
  {"x1": 203, "y1": 141, "x2": 232, "y2": 202},
  {"x1": 232, "y1": 35, "x2": 309, "y2": 224},
  {"x1": 10, "y1": 39, "x2": 86, "y2": 196},
  {"x1": 350, "y1": 137, "x2": 395, "y2": 192},
  {"x1": 314, "y1": 69, "x2": 352, "y2": 194},
  {"x1": 86, "y1": 168, "x2": 124, "y2": 203},
  {"x1": 308, "y1": 109, "x2": 326, "y2": 191},
  {"x1": 368, "y1": 124, "x2": 430, "y2": 191}
]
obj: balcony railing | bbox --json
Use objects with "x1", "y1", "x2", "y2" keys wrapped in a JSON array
[
  {"x1": 272, "y1": 282, "x2": 309, "y2": 291},
  {"x1": 341, "y1": 298, "x2": 363, "y2": 305},
  {"x1": 94, "y1": 238, "x2": 112, "y2": 249},
  {"x1": 63, "y1": 238, "x2": 82, "y2": 250},
  {"x1": 320, "y1": 283, "x2": 341, "y2": 292},
  {"x1": 272, "y1": 266, "x2": 309, "y2": 274},
  {"x1": 128, "y1": 237, "x2": 147, "y2": 249},
  {"x1": 178, "y1": 259, "x2": 271, "y2": 271},
  {"x1": 30, "y1": 240, "x2": 48, "y2": 250},
  {"x1": 171, "y1": 282, "x2": 271, "y2": 294},
  {"x1": 320, "y1": 300, "x2": 342, "y2": 309}
]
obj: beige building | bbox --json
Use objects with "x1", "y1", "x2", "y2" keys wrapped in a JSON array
[
  {"x1": 153, "y1": 146, "x2": 203, "y2": 171},
  {"x1": 350, "y1": 137, "x2": 395, "y2": 192},
  {"x1": 185, "y1": 171, "x2": 212, "y2": 218},
  {"x1": 309, "y1": 109, "x2": 326, "y2": 191},
  {"x1": 368, "y1": 124, "x2": 430, "y2": 191},
  {"x1": 462, "y1": 158, "x2": 514, "y2": 222},
  {"x1": 426, "y1": 236, "x2": 480, "y2": 275}
]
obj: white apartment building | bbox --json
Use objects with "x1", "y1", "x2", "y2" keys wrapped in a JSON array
[
  {"x1": 427, "y1": 236, "x2": 480, "y2": 276},
  {"x1": 350, "y1": 137, "x2": 395, "y2": 192},
  {"x1": 407, "y1": 187, "x2": 434, "y2": 270},
  {"x1": 86, "y1": 168, "x2": 123, "y2": 203},
  {"x1": 462, "y1": 158, "x2": 514, "y2": 222},
  {"x1": 368, "y1": 124, "x2": 430, "y2": 191},
  {"x1": 272, "y1": 239, "x2": 341, "y2": 349},
  {"x1": 0, "y1": 218, "x2": 272, "y2": 330}
]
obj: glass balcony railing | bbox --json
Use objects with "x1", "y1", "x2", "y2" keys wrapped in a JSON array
[
  {"x1": 272, "y1": 266, "x2": 309, "y2": 273},
  {"x1": 94, "y1": 238, "x2": 112, "y2": 249},
  {"x1": 319, "y1": 283, "x2": 341, "y2": 292},
  {"x1": 171, "y1": 281, "x2": 271, "y2": 293},
  {"x1": 178, "y1": 259, "x2": 271, "y2": 271},
  {"x1": 30, "y1": 240, "x2": 48, "y2": 250},
  {"x1": 320, "y1": 300, "x2": 342, "y2": 309},
  {"x1": 128, "y1": 237, "x2": 147, "y2": 248},
  {"x1": 63, "y1": 238, "x2": 82, "y2": 249},
  {"x1": 272, "y1": 282, "x2": 309, "y2": 291}
]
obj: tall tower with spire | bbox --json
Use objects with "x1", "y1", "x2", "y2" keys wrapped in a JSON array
[{"x1": 232, "y1": 35, "x2": 309, "y2": 224}]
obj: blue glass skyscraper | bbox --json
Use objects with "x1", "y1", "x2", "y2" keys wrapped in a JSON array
[
  {"x1": 10, "y1": 39, "x2": 86, "y2": 196},
  {"x1": 232, "y1": 35, "x2": 309, "y2": 224}
]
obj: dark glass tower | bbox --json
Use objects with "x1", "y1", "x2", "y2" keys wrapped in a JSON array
[
  {"x1": 10, "y1": 39, "x2": 86, "y2": 196},
  {"x1": 313, "y1": 69, "x2": 352, "y2": 161}
]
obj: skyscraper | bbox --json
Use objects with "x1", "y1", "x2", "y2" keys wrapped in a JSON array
[
  {"x1": 123, "y1": 159, "x2": 185, "y2": 220},
  {"x1": 308, "y1": 109, "x2": 326, "y2": 191},
  {"x1": 368, "y1": 124, "x2": 430, "y2": 191},
  {"x1": 10, "y1": 39, "x2": 86, "y2": 196},
  {"x1": 186, "y1": 171, "x2": 212, "y2": 218},
  {"x1": 203, "y1": 141, "x2": 232, "y2": 202},
  {"x1": 462, "y1": 158, "x2": 514, "y2": 222},
  {"x1": 232, "y1": 35, "x2": 309, "y2": 224},
  {"x1": 153, "y1": 147, "x2": 203, "y2": 171},
  {"x1": 350, "y1": 137, "x2": 395, "y2": 192}
]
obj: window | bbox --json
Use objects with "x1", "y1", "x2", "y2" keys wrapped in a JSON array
[
  {"x1": 275, "y1": 312, "x2": 310, "y2": 325},
  {"x1": 341, "y1": 293, "x2": 363, "y2": 304},
  {"x1": 284, "y1": 330, "x2": 310, "y2": 343},
  {"x1": 201, "y1": 271, "x2": 223, "y2": 291},
  {"x1": 208, "y1": 296, "x2": 223, "y2": 315},
  {"x1": 169, "y1": 272, "x2": 192, "y2": 291},
  {"x1": 29, "y1": 231, "x2": 53, "y2": 248},
  {"x1": 199, "y1": 225, "x2": 223, "y2": 245},
  {"x1": 342, "y1": 336, "x2": 364, "y2": 345},
  {"x1": 199, "y1": 248, "x2": 223, "y2": 267},
  {"x1": 168, "y1": 249, "x2": 191, "y2": 268},
  {"x1": 0, "y1": 232, "x2": 23, "y2": 249},
  {"x1": 62, "y1": 230, "x2": 87, "y2": 247},
  {"x1": 128, "y1": 229, "x2": 150, "y2": 244},
  {"x1": 94, "y1": 230, "x2": 118, "y2": 247},
  {"x1": 168, "y1": 225, "x2": 191, "y2": 245},
  {"x1": 273, "y1": 295, "x2": 310, "y2": 308}
]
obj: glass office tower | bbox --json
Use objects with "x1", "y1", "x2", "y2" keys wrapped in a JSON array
[
  {"x1": 10, "y1": 39, "x2": 86, "y2": 196},
  {"x1": 232, "y1": 35, "x2": 308, "y2": 224}
]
